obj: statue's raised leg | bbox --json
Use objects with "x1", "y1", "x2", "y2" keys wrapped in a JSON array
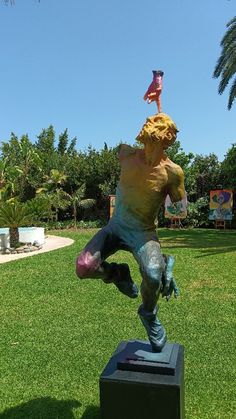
[{"x1": 76, "y1": 225, "x2": 138, "y2": 298}]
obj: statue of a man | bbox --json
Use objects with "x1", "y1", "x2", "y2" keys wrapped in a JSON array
[{"x1": 76, "y1": 113, "x2": 185, "y2": 352}]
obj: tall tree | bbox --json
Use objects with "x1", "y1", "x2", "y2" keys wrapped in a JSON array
[
  {"x1": 190, "y1": 154, "x2": 221, "y2": 200},
  {"x1": 220, "y1": 143, "x2": 236, "y2": 188},
  {"x1": 1, "y1": 134, "x2": 41, "y2": 201},
  {"x1": 67, "y1": 137, "x2": 77, "y2": 156},
  {"x1": 35, "y1": 126, "x2": 58, "y2": 176},
  {"x1": 213, "y1": 16, "x2": 236, "y2": 110},
  {"x1": 36, "y1": 126, "x2": 55, "y2": 156},
  {"x1": 37, "y1": 169, "x2": 69, "y2": 221},
  {"x1": 57, "y1": 129, "x2": 69, "y2": 155},
  {"x1": 67, "y1": 184, "x2": 95, "y2": 228}
]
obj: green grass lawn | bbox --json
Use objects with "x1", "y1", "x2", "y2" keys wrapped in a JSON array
[{"x1": 0, "y1": 228, "x2": 235, "y2": 419}]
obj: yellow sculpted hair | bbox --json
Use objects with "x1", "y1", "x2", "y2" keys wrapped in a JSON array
[{"x1": 136, "y1": 113, "x2": 178, "y2": 149}]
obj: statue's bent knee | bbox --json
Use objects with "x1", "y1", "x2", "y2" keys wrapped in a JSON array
[
  {"x1": 76, "y1": 251, "x2": 100, "y2": 278},
  {"x1": 145, "y1": 264, "x2": 164, "y2": 288}
]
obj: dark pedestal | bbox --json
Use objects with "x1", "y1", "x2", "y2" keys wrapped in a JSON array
[{"x1": 100, "y1": 340, "x2": 184, "y2": 419}]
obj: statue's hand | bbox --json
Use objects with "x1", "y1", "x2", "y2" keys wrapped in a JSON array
[
  {"x1": 162, "y1": 277, "x2": 180, "y2": 301},
  {"x1": 161, "y1": 255, "x2": 180, "y2": 301}
]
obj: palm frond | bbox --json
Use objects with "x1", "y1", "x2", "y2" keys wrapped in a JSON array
[
  {"x1": 228, "y1": 77, "x2": 236, "y2": 110},
  {"x1": 213, "y1": 16, "x2": 236, "y2": 109},
  {"x1": 218, "y1": 56, "x2": 236, "y2": 94},
  {"x1": 78, "y1": 199, "x2": 96, "y2": 209},
  {"x1": 222, "y1": 16, "x2": 236, "y2": 45},
  {"x1": 0, "y1": 202, "x2": 33, "y2": 227},
  {"x1": 70, "y1": 184, "x2": 86, "y2": 203},
  {"x1": 213, "y1": 43, "x2": 236, "y2": 79}
]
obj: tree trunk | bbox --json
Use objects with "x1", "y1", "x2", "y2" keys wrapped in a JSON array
[
  {"x1": 73, "y1": 205, "x2": 77, "y2": 229},
  {"x1": 9, "y1": 227, "x2": 19, "y2": 248}
]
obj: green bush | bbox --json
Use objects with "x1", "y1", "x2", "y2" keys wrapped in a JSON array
[
  {"x1": 184, "y1": 197, "x2": 210, "y2": 228},
  {"x1": 38, "y1": 219, "x2": 104, "y2": 230}
]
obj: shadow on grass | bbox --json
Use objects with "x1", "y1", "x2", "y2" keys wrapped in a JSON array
[
  {"x1": 159, "y1": 229, "x2": 236, "y2": 256},
  {"x1": 0, "y1": 397, "x2": 81, "y2": 419},
  {"x1": 81, "y1": 405, "x2": 100, "y2": 419}
]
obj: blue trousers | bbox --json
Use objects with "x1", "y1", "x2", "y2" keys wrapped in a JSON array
[{"x1": 76, "y1": 218, "x2": 165, "y2": 311}]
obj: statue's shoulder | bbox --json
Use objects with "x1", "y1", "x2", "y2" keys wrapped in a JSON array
[
  {"x1": 119, "y1": 144, "x2": 139, "y2": 160},
  {"x1": 164, "y1": 158, "x2": 184, "y2": 178},
  {"x1": 164, "y1": 158, "x2": 185, "y2": 202}
]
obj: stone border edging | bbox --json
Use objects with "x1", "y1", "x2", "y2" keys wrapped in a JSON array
[{"x1": 0, "y1": 235, "x2": 74, "y2": 264}]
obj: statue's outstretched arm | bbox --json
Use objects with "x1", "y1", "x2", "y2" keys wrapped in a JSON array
[
  {"x1": 161, "y1": 255, "x2": 180, "y2": 301},
  {"x1": 167, "y1": 165, "x2": 185, "y2": 203},
  {"x1": 118, "y1": 144, "x2": 136, "y2": 161}
]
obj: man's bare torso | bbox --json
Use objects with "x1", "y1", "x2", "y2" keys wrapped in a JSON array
[{"x1": 113, "y1": 145, "x2": 185, "y2": 229}]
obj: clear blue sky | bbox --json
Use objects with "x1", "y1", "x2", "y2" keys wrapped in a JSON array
[{"x1": 0, "y1": 0, "x2": 235, "y2": 161}]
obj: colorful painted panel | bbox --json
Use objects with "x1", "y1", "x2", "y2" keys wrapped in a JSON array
[
  {"x1": 165, "y1": 195, "x2": 187, "y2": 219},
  {"x1": 209, "y1": 189, "x2": 233, "y2": 220}
]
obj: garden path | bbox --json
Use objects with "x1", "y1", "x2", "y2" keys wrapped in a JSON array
[{"x1": 0, "y1": 235, "x2": 74, "y2": 264}]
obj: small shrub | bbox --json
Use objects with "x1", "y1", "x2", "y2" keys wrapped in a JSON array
[
  {"x1": 184, "y1": 197, "x2": 210, "y2": 228},
  {"x1": 38, "y1": 219, "x2": 104, "y2": 230}
]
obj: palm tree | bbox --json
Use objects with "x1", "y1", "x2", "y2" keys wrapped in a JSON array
[
  {"x1": 213, "y1": 16, "x2": 236, "y2": 110},
  {"x1": 0, "y1": 159, "x2": 7, "y2": 200},
  {"x1": 0, "y1": 201, "x2": 34, "y2": 248},
  {"x1": 47, "y1": 189, "x2": 70, "y2": 222},
  {"x1": 68, "y1": 184, "x2": 95, "y2": 228},
  {"x1": 0, "y1": 159, "x2": 21, "y2": 201},
  {"x1": 37, "y1": 169, "x2": 70, "y2": 221}
]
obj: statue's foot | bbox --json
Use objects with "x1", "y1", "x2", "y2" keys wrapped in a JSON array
[
  {"x1": 113, "y1": 263, "x2": 139, "y2": 299},
  {"x1": 138, "y1": 304, "x2": 167, "y2": 352}
]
